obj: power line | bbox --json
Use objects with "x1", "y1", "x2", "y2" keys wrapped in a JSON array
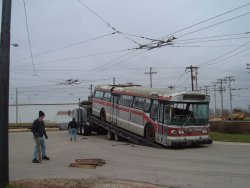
[
  {"x1": 174, "y1": 32, "x2": 250, "y2": 42},
  {"x1": 22, "y1": 0, "x2": 36, "y2": 76},
  {"x1": 177, "y1": 11, "x2": 250, "y2": 39},
  {"x1": 12, "y1": 48, "x2": 131, "y2": 68},
  {"x1": 137, "y1": 3, "x2": 250, "y2": 51},
  {"x1": 160, "y1": 2, "x2": 250, "y2": 40},
  {"x1": 197, "y1": 40, "x2": 250, "y2": 67},
  {"x1": 174, "y1": 36, "x2": 250, "y2": 45},
  {"x1": 12, "y1": 32, "x2": 117, "y2": 64},
  {"x1": 77, "y1": 0, "x2": 143, "y2": 46},
  {"x1": 76, "y1": 49, "x2": 139, "y2": 78}
]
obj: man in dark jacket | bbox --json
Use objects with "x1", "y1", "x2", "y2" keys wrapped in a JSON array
[
  {"x1": 68, "y1": 117, "x2": 79, "y2": 141},
  {"x1": 31, "y1": 110, "x2": 50, "y2": 163}
]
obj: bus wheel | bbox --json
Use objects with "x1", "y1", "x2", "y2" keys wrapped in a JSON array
[
  {"x1": 145, "y1": 124, "x2": 155, "y2": 142},
  {"x1": 100, "y1": 109, "x2": 106, "y2": 122},
  {"x1": 107, "y1": 131, "x2": 114, "y2": 140},
  {"x1": 114, "y1": 133, "x2": 121, "y2": 141}
]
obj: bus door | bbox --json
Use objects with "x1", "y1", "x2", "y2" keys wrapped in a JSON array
[
  {"x1": 111, "y1": 95, "x2": 119, "y2": 124},
  {"x1": 157, "y1": 103, "x2": 165, "y2": 143}
]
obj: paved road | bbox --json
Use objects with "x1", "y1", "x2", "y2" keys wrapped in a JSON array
[{"x1": 9, "y1": 131, "x2": 250, "y2": 188}]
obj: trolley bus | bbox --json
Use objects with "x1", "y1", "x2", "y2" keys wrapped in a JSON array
[{"x1": 92, "y1": 84, "x2": 212, "y2": 146}]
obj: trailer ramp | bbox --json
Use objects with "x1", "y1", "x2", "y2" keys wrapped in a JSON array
[{"x1": 89, "y1": 116, "x2": 162, "y2": 149}]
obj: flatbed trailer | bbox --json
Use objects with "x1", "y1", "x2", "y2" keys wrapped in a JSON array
[{"x1": 88, "y1": 115, "x2": 163, "y2": 148}]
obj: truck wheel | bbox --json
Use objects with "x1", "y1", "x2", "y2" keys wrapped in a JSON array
[
  {"x1": 114, "y1": 133, "x2": 121, "y2": 141},
  {"x1": 145, "y1": 124, "x2": 155, "y2": 142},
  {"x1": 107, "y1": 131, "x2": 114, "y2": 140},
  {"x1": 82, "y1": 125, "x2": 91, "y2": 136}
]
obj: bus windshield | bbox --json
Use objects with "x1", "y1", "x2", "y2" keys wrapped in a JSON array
[{"x1": 165, "y1": 102, "x2": 209, "y2": 126}]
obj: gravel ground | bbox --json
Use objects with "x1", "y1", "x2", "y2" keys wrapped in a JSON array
[{"x1": 10, "y1": 178, "x2": 166, "y2": 188}]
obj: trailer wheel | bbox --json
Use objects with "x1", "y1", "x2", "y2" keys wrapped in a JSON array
[
  {"x1": 145, "y1": 124, "x2": 155, "y2": 142},
  {"x1": 96, "y1": 127, "x2": 107, "y2": 135},
  {"x1": 114, "y1": 133, "x2": 121, "y2": 141},
  {"x1": 107, "y1": 131, "x2": 114, "y2": 140}
]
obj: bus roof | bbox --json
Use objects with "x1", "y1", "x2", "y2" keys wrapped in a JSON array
[{"x1": 95, "y1": 84, "x2": 210, "y2": 102}]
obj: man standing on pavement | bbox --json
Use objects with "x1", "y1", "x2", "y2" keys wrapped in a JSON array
[
  {"x1": 68, "y1": 117, "x2": 79, "y2": 141},
  {"x1": 31, "y1": 110, "x2": 50, "y2": 163}
]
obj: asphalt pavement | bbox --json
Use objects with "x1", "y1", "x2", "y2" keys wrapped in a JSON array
[{"x1": 9, "y1": 131, "x2": 250, "y2": 188}]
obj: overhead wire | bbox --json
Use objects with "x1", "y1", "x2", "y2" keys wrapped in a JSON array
[
  {"x1": 13, "y1": 1, "x2": 250, "y2": 101},
  {"x1": 12, "y1": 32, "x2": 117, "y2": 64},
  {"x1": 201, "y1": 46, "x2": 250, "y2": 67},
  {"x1": 177, "y1": 12, "x2": 250, "y2": 39},
  {"x1": 197, "y1": 40, "x2": 250, "y2": 67},
  {"x1": 160, "y1": 2, "x2": 250, "y2": 40},
  {"x1": 22, "y1": 0, "x2": 37, "y2": 76},
  {"x1": 12, "y1": 48, "x2": 132, "y2": 68},
  {"x1": 77, "y1": 0, "x2": 144, "y2": 47}
]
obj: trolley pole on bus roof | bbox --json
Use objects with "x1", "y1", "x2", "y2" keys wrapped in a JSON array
[{"x1": 0, "y1": 0, "x2": 12, "y2": 187}]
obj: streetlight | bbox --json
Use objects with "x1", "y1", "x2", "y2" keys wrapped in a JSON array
[{"x1": 11, "y1": 43, "x2": 19, "y2": 47}]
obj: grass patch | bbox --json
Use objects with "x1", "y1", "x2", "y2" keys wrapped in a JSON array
[{"x1": 210, "y1": 131, "x2": 250, "y2": 143}]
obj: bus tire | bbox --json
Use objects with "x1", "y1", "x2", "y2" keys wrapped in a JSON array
[
  {"x1": 114, "y1": 133, "x2": 121, "y2": 141},
  {"x1": 107, "y1": 131, "x2": 114, "y2": 140},
  {"x1": 144, "y1": 124, "x2": 155, "y2": 142},
  {"x1": 100, "y1": 109, "x2": 106, "y2": 122}
]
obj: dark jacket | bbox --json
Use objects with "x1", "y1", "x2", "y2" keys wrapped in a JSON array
[
  {"x1": 68, "y1": 120, "x2": 78, "y2": 129},
  {"x1": 31, "y1": 118, "x2": 47, "y2": 138}
]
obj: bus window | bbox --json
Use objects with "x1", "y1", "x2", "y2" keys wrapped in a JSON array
[
  {"x1": 150, "y1": 100, "x2": 158, "y2": 120},
  {"x1": 133, "y1": 97, "x2": 150, "y2": 111},
  {"x1": 94, "y1": 91, "x2": 104, "y2": 99},
  {"x1": 103, "y1": 92, "x2": 111, "y2": 102},
  {"x1": 119, "y1": 95, "x2": 133, "y2": 107}
]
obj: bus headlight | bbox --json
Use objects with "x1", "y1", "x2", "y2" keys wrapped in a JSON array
[
  {"x1": 202, "y1": 129, "x2": 208, "y2": 134},
  {"x1": 178, "y1": 129, "x2": 185, "y2": 135},
  {"x1": 171, "y1": 130, "x2": 177, "y2": 135}
]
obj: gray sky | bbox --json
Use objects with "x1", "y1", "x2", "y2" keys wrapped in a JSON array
[{"x1": 5, "y1": 0, "x2": 250, "y2": 110}]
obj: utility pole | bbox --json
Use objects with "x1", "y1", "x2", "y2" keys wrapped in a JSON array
[
  {"x1": 224, "y1": 76, "x2": 235, "y2": 114},
  {"x1": 200, "y1": 85, "x2": 210, "y2": 94},
  {"x1": 113, "y1": 77, "x2": 115, "y2": 85},
  {"x1": 195, "y1": 68, "x2": 198, "y2": 91},
  {"x1": 211, "y1": 83, "x2": 217, "y2": 115},
  {"x1": 186, "y1": 65, "x2": 199, "y2": 91},
  {"x1": 16, "y1": 88, "x2": 18, "y2": 124},
  {"x1": 216, "y1": 78, "x2": 227, "y2": 119},
  {"x1": 145, "y1": 67, "x2": 157, "y2": 88},
  {"x1": 89, "y1": 84, "x2": 93, "y2": 96},
  {"x1": 0, "y1": 0, "x2": 12, "y2": 187}
]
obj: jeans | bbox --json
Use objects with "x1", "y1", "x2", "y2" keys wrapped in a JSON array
[
  {"x1": 33, "y1": 137, "x2": 46, "y2": 160},
  {"x1": 69, "y1": 128, "x2": 77, "y2": 141}
]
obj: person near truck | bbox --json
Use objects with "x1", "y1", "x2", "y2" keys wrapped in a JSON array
[
  {"x1": 68, "y1": 117, "x2": 79, "y2": 141},
  {"x1": 31, "y1": 110, "x2": 50, "y2": 163}
]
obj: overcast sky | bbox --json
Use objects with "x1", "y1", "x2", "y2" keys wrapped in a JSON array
[{"x1": 3, "y1": 0, "x2": 250, "y2": 110}]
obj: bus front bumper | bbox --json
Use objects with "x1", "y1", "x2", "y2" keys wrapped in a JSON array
[{"x1": 167, "y1": 138, "x2": 213, "y2": 147}]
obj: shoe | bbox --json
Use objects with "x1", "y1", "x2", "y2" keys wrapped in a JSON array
[
  {"x1": 70, "y1": 138, "x2": 72, "y2": 141},
  {"x1": 32, "y1": 159, "x2": 39, "y2": 163},
  {"x1": 42, "y1": 156, "x2": 50, "y2": 160}
]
